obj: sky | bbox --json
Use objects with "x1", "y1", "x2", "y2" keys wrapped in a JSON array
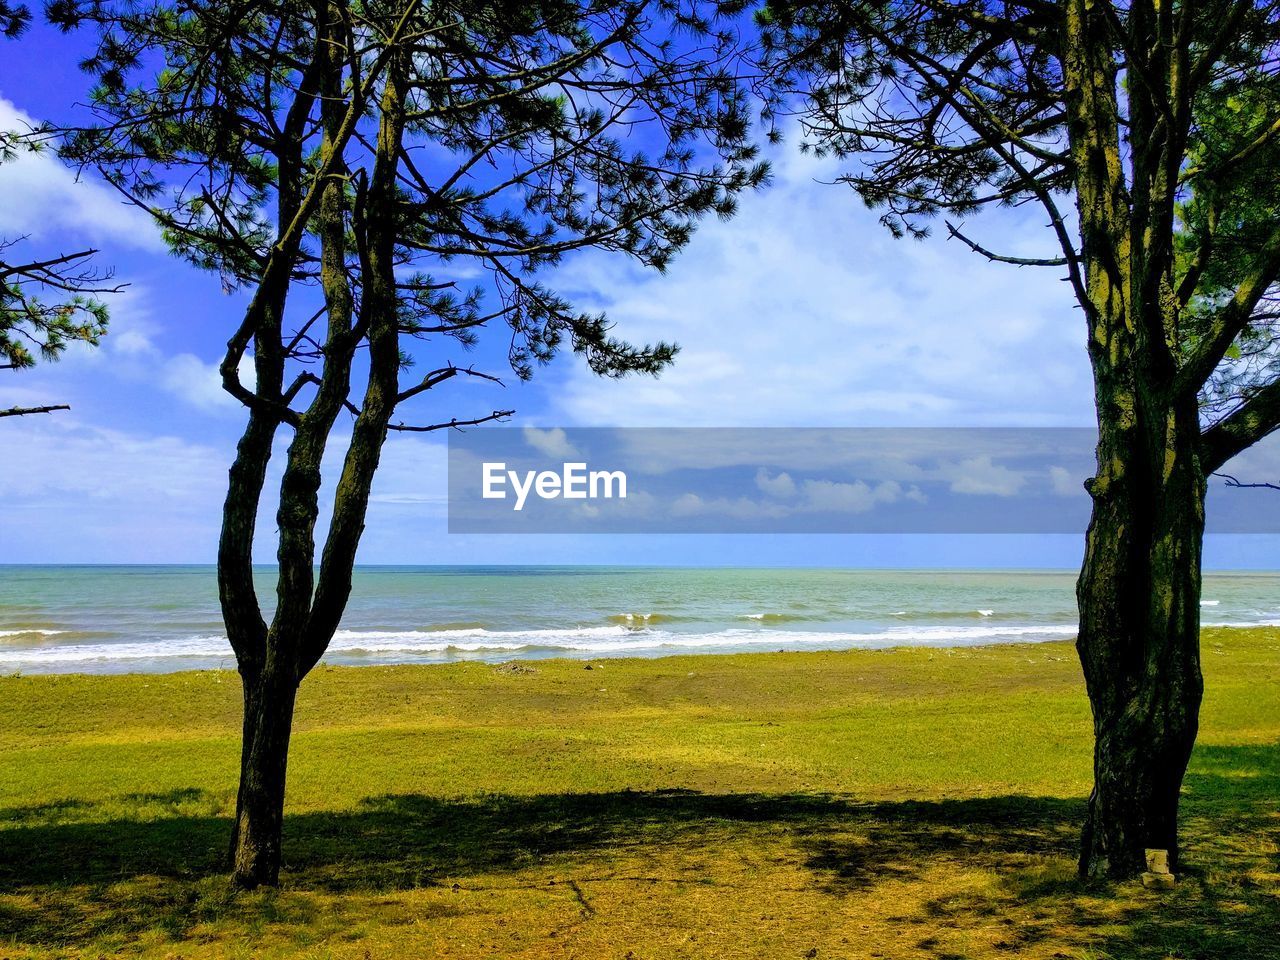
[{"x1": 1, "y1": 22, "x2": 1276, "y2": 568}]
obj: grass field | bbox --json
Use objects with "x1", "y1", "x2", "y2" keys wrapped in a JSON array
[{"x1": 1, "y1": 628, "x2": 1278, "y2": 959}]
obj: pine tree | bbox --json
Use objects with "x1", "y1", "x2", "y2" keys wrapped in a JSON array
[{"x1": 53, "y1": 0, "x2": 766, "y2": 886}]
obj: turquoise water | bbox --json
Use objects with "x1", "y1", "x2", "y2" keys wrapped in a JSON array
[{"x1": 0, "y1": 566, "x2": 1277, "y2": 674}]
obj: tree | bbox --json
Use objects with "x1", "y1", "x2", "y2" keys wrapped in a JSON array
[
  {"x1": 0, "y1": 0, "x2": 34, "y2": 35},
  {"x1": 1, "y1": 64, "x2": 115, "y2": 417},
  {"x1": 51, "y1": 0, "x2": 765, "y2": 887},
  {"x1": 760, "y1": 0, "x2": 1280, "y2": 879},
  {"x1": 0, "y1": 238, "x2": 114, "y2": 417}
]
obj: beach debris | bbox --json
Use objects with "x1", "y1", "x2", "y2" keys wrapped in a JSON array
[
  {"x1": 1141, "y1": 848, "x2": 1176, "y2": 889},
  {"x1": 494, "y1": 663, "x2": 537, "y2": 675}
]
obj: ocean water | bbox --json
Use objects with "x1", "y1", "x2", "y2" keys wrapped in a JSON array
[{"x1": 0, "y1": 566, "x2": 1277, "y2": 675}]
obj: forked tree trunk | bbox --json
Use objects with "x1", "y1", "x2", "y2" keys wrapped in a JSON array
[
  {"x1": 218, "y1": 39, "x2": 407, "y2": 890},
  {"x1": 1076, "y1": 397, "x2": 1206, "y2": 879},
  {"x1": 229, "y1": 660, "x2": 300, "y2": 888}
]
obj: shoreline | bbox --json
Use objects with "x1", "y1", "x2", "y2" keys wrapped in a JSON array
[
  {"x1": 6, "y1": 566, "x2": 1277, "y2": 676},
  {"x1": 4, "y1": 623, "x2": 1275, "y2": 679}
]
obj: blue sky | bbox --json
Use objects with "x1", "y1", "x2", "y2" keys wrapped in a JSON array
[{"x1": 1, "y1": 23, "x2": 1277, "y2": 567}]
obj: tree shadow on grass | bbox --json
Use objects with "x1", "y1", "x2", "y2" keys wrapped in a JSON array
[
  {"x1": 888, "y1": 742, "x2": 1280, "y2": 960},
  {"x1": 0, "y1": 743, "x2": 1275, "y2": 957},
  {"x1": 0, "y1": 791, "x2": 1078, "y2": 892}
]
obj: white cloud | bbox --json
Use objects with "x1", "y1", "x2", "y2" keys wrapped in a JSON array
[
  {"x1": 0, "y1": 99, "x2": 164, "y2": 251},
  {"x1": 1048, "y1": 465, "x2": 1082, "y2": 496},
  {"x1": 945, "y1": 456, "x2": 1026, "y2": 496},
  {"x1": 0, "y1": 100, "x2": 268, "y2": 419},
  {"x1": 669, "y1": 492, "x2": 791, "y2": 520},
  {"x1": 16, "y1": 277, "x2": 259, "y2": 416},
  {"x1": 159, "y1": 352, "x2": 256, "y2": 412},
  {"x1": 800, "y1": 478, "x2": 909, "y2": 513},
  {"x1": 366, "y1": 434, "x2": 449, "y2": 509},
  {"x1": 0, "y1": 416, "x2": 231, "y2": 561},
  {"x1": 0, "y1": 414, "x2": 457, "y2": 562},
  {"x1": 523, "y1": 425, "x2": 579, "y2": 460},
  {"x1": 0, "y1": 423, "x2": 224, "y2": 501},
  {"x1": 547, "y1": 142, "x2": 1094, "y2": 429},
  {"x1": 756, "y1": 468, "x2": 798, "y2": 498},
  {"x1": 616, "y1": 430, "x2": 935, "y2": 478},
  {"x1": 0, "y1": 381, "x2": 58, "y2": 412},
  {"x1": 668, "y1": 475, "x2": 920, "y2": 520}
]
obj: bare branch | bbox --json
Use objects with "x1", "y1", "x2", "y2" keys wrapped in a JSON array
[
  {"x1": 945, "y1": 220, "x2": 1073, "y2": 267},
  {"x1": 387, "y1": 408, "x2": 515, "y2": 432},
  {"x1": 1214, "y1": 472, "x2": 1280, "y2": 492},
  {"x1": 396, "y1": 364, "x2": 504, "y2": 404},
  {"x1": 0, "y1": 403, "x2": 70, "y2": 417}
]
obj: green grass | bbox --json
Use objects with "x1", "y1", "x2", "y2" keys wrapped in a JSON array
[{"x1": 1, "y1": 628, "x2": 1278, "y2": 959}]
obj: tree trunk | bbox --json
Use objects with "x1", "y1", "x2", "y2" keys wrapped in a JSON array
[
  {"x1": 1076, "y1": 399, "x2": 1206, "y2": 879},
  {"x1": 230, "y1": 661, "x2": 299, "y2": 889},
  {"x1": 226, "y1": 677, "x2": 256, "y2": 866}
]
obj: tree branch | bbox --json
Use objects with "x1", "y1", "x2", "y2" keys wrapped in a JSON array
[
  {"x1": 0, "y1": 403, "x2": 70, "y2": 417},
  {"x1": 1201, "y1": 376, "x2": 1280, "y2": 472},
  {"x1": 1176, "y1": 219, "x2": 1280, "y2": 397},
  {"x1": 387, "y1": 408, "x2": 514, "y2": 432},
  {"x1": 1214, "y1": 472, "x2": 1280, "y2": 492},
  {"x1": 396, "y1": 364, "x2": 504, "y2": 403},
  {"x1": 945, "y1": 220, "x2": 1073, "y2": 266}
]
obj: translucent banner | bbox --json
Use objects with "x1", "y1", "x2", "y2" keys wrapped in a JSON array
[{"x1": 446, "y1": 427, "x2": 1280, "y2": 534}]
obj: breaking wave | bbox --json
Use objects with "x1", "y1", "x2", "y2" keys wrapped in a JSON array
[
  {"x1": 2, "y1": 619, "x2": 1276, "y2": 673},
  {"x1": 0, "y1": 622, "x2": 1089, "y2": 670},
  {"x1": 607, "y1": 613, "x2": 681, "y2": 626}
]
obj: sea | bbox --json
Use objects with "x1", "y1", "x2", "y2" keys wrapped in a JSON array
[{"x1": 0, "y1": 565, "x2": 1277, "y2": 675}]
